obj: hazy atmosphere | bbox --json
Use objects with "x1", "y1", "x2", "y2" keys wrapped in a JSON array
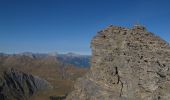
[{"x1": 0, "y1": 0, "x2": 170, "y2": 54}]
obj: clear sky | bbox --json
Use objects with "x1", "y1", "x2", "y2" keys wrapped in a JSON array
[{"x1": 0, "y1": 0, "x2": 170, "y2": 55}]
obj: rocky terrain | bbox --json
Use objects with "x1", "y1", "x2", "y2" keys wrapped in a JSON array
[
  {"x1": 0, "y1": 53, "x2": 89, "y2": 100},
  {"x1": 0, "y1": 68, "x2": 51, "y2": 100},
  {"x1": 66, "y1": 25, "x2": 170, "y2": 100}
]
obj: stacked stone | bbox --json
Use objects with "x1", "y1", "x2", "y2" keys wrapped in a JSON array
[{"x1": 66, "y1": 25, "x2": 170, "y2": 100}]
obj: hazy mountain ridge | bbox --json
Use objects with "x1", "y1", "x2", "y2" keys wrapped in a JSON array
[
  {"x1": 57, "y1": 53, "x2": 91, "y2": 68},
  {"x1": 0, "y1": 52, "x2": 91, "y2": 68}
]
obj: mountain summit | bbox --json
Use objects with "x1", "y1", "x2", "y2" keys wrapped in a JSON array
[{"x1": 66, "y1": 25, "x2": 170, "y2": 100}]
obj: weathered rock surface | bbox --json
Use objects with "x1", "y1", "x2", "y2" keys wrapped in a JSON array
[
  {"x1": 66, "y1": 25, "x2": 170, "y2": 100},
  {"x1": 0, "y1": 68, "x2": 52, "y2": 100}
]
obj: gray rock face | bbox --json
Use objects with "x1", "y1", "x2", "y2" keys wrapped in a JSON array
[
  {"x1": 66, "y1": 25, "x2": 170, "y2": 100},
  {"x1": 0, "y1": 68, "x2": 52, "y2": 100}
]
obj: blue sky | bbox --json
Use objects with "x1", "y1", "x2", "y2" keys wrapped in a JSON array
[{"x1": 0, "y1": 0, "x2": 170, "y2": 55}]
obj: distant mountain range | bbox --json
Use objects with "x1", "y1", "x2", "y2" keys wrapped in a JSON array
[
  {"x1": 0, "y1": 52, "x2": 91, "y2": 68},
  {"x1": 0, "y1": 52, "x2": 90, "y2": 100},
  {"x1": 57, "y1": 53, "x2": 91, "y2": 68}
]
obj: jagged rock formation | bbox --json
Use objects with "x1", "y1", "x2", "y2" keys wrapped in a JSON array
[
  {"x1": 66, "y1": 25, "x2": 170, "y2": 100},
  {"x1": 0, "y1": 68, "x2": 52, "y2": 100}
]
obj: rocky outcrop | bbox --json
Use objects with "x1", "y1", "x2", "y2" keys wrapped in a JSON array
[
  {"x1": 0, "y1": 68, "x2": 52, "y2": 100},
  {"x1": 66, "y1": 25, "x2": 170, "y2": 100}
]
